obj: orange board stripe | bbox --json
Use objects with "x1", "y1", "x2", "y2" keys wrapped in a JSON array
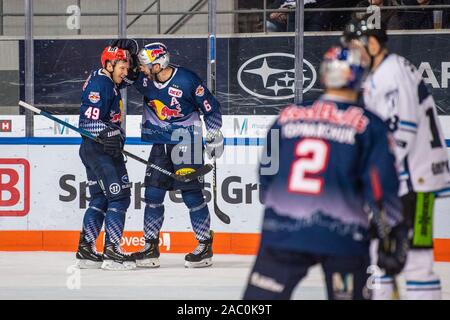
[{"x1": 1, "y1": 231, "x2": 450, "y2": 261}]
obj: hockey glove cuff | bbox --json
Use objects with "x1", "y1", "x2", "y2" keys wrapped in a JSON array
[{"x1": 98, "y1": 124, "x2": 125, "y2": 158}]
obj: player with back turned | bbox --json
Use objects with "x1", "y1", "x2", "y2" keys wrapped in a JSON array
[
  {"x1": 243, "y1": 46, "x2": 408, "y2": 300},
  {"x1": 111, "y1": 40, "x2": 224, "y2": 268}
]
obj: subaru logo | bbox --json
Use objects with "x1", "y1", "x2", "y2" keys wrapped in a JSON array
[{"x1": 237, "y1": 53, "x2": 317, "y2": 100}]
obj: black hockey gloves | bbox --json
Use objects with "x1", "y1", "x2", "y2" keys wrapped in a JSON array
[
  {"x1": 377, "y1": 223, "x2": 409, "y2": 276},
  {"x1": 110, "y1": 38, "x2": 139, "y2": 55},
  {"x1": 205, "y1": 130, "x2": 224, "y2": 159},
  {"x1": 98, "y1": 124, "x2": 125, "y2": 158}
]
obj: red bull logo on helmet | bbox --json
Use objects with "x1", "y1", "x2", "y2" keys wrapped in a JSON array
[{"x1": 149, "y1": 99, "x2": 184, "y2": 120}]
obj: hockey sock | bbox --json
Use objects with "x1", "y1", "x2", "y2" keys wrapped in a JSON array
[
  {"x1": 182, "y1": 189, "x2": 210, "y2": 241},
  {"x1": 144, "y1": 186, "x2": 166, "y2": 240},
  {"x1": 82, "y1": 196, "x2": 107, "y2": 242},
  {"x1": 104, "y1": 197, "x2": 130, "y2": 245}
]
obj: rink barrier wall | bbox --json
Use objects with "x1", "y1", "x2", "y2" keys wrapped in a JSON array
[
  {"x1": 0, "y1": 231, "x2": 449, "y2": 262},
  {"x1": 2, "y1": 115, "x2": 450, "y2": 261}
]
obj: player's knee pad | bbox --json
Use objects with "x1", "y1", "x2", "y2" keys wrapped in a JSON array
[
  {"x1": 144, "y1": 186, "x2": 166, "y2": 206},
  {"x1": 403, "y1": 249, "x2": 441, "y2": 300},
  {"x1": 182, "y1": 189, "x2": 207, "y2": 212},
  {"x1": 88, "y1": 195, "x2": 108, "y2": 214},
  {"x1": 107, "y1": 196, "x2": 131, "y2": 214}
]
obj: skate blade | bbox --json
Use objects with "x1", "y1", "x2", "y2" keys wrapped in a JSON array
[
  {"x1": 76, "y1": 259, "x2": 102, "y2": 269},
  {"x1": 184, "y1": 258, "x2": 213, "y2": 268},
  {"x1": 101, "y1": 260, "x2": 136, "y2": 271},
  {"x1": 136, "y1": 258, "x2": 160, "y2": 268}
]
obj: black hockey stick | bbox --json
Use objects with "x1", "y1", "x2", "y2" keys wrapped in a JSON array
[
  {"x1": 207, "y1": 3, "x2": 231, "y2": 224},
  {"x1": 211, "y1": 156, "x2": 230, "y2": 224},
  {"x1": 18, "y1": 100, "x2": 212, "y2": 183}
]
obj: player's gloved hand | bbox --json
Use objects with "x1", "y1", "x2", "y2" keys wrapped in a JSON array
[
  {"x1": 377, "y1": 223, "x2": 409, "y2": 276},
  {"x1": 205, "y1": 130, "x2": 224, "y2": 159},
  {"x1": 123, "y1": 53, "x2": 140, "y2": 84},
  {"x1": 98, "y1": 124, "x2": 125, "y2": 158},
  {"x1": 109, "y1": 38, "x2": 139, "y2": 55}
]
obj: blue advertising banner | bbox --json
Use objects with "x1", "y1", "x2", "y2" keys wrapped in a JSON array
[{"x1": 23, "y1": 34, "x2": 450, "y2": 115}]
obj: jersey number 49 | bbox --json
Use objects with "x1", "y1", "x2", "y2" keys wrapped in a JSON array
[{"x1": 84, "y1": 106, "x2": 100, "y2": 120}]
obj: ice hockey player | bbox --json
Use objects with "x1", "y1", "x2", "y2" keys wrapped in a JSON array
[
  {"x1": 343, "y1": 20, "x2": 450, "y2": 300},
  {"x1": 111, "y1": 40, "x2": 223, "y2": 268},
  {"x1": 75, "y1": 45, "x2": 136, "y2": 271},
  {"x1": 243, "y1": 45, "x2": 408, "y2": 300}
]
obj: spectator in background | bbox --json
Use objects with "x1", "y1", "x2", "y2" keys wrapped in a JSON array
[
  {"x1": 352, "y1": 0, "x2": 402, "y2": 29},
  {"x1": 397, "y1": 0, "x2": 449, "y2": 29},
  {"x1": 266, "y1": 0, "x2": 296, "y2": 32},
  {"x1": 266, "y1": 0, "x2": 361, "y2": 32}
]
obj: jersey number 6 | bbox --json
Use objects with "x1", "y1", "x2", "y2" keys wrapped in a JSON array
[{"x1": 288, "y1": 138, "x2": 330, "y2": 195}]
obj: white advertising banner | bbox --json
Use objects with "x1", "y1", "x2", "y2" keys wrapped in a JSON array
[{"x1": 1, "y1": 115, "x2": 450, "y2": 238}]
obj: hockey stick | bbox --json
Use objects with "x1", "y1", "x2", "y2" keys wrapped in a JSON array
[
  {"x1": 18, "y1": 100, "x2": 212, "y2": 183},
  {"x1": 211, "y1": 156, "x2": 230, "y2": 224},
  {"x1": 207, "y1": 1, "x2": 231, "y2": 224}
]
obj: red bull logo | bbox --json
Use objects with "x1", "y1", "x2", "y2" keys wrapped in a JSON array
[
  {"x1": 110, "y1": 100, "x2": 123, "y2": 123},
  {"x1": 150, "y1": 48, "x2": 165, "y2": 59},
  {"x1": 149, "y1": 100, "x2": 184, "y2": 120}
]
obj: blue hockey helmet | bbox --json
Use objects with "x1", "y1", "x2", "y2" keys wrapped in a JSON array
[
  {"x1": 138, "y1": 42, "x2": 170, "y2": 69},
  {"x1": 320, "y1": 46, "x2": 368, "y2": 90}
]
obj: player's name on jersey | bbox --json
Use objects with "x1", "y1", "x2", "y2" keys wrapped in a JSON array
[
  {"x1": 278, "y1": 102, "x2": 368, "y2": 133},
  {"x1": 281, "y1": 122, "x2": 360, "y2": 144}
]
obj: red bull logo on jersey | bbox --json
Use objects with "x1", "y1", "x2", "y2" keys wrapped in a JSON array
[
  {"x1": 278, "y1": 101, "x2": 369, "y2": 133},
  {"x1": 149, "y1": 99, "x2": 184, "y2": 120},
  {"x1": 110, "y1": 100, "x2": 123, "y2": 123},
  {"x1": 88, "y1": 91, "x2": 100, "y2": 104}
]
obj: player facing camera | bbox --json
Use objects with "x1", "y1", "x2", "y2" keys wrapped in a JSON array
[{"x1": 100, "y1": 46, "x2": 130, "y2": 85}]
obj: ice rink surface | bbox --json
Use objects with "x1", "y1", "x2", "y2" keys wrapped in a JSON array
[{"x1": 0, "y1": 252, "x2": 449, "y2": 300}]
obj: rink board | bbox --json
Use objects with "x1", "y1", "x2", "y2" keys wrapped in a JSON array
[{"x1": 1, "y1": 115, "x2": 450, "y2": 261}]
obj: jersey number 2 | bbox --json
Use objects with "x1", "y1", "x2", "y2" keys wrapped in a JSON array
[{"x1": 288, "y1": 139, "x2": 330, "y2": 195}]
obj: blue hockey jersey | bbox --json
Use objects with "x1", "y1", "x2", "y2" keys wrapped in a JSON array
[
  {"x1": 259, "y1": 95, "x2": 403, "y2": 256},
  {"x1": 79, "y1": 69, "x2": 123, "y2": 136},
  {"x1": 133, "y1": 65, "x2": 222, "y2": 144}
]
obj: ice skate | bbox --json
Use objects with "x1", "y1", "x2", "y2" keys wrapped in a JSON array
[
  {"x1": 185, "y1": 231, "x2": 213, "y2": 268},
  {"x1": 131, "y1": 238, "x2": 160, "y2": 268},
  {"x1": 75, "y1": 231, "x2": 103, "y2": 269},
  {"x1": 101, "y1": 242, "x2": 136, "y2": 271}
]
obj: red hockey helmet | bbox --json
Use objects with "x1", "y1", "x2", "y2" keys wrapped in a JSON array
[{"x1": 101, "y1": 46, "x2": 129, "y2": 68}]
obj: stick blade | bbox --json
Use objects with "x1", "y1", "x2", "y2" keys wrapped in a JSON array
[
  {"x1": 177, "y1": 164, "x2": 214, "y2": 182},
  {"x1": 214, "y1": 202, "x2": 230, "y2": 224}
]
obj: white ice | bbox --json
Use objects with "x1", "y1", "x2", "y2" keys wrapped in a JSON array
[{"x1": 0, "y1": 252, "x2": 449, "y2": 300}]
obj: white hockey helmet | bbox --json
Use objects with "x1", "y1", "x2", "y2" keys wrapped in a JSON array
[
  {"x1": 320, "y1": 46, "x2": 368, "y2": 90},
  {"x1": 138, "y1": 42, "x2": 170, "y2": 69}
]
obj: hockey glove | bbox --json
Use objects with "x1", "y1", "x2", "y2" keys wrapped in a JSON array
[
  {"x1": 205, "y1": 130, "x2": 224, "y2": 159},
  {"x1": 109, "y1": 38, "x2": 139, "y2": 55},
  {"x1": 123, "y1": 53, "x2": 140, "y2": 84},
  {"x1": 377, "y1": 223, "x2": 409, "y2": 276},
  {"x1": 98, "y1": 124, "x2": 125, "y2": 158}
]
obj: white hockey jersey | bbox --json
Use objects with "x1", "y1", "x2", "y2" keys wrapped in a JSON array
[{"x1": 363, "y1": 54, "x2": 450, "y2": 196}]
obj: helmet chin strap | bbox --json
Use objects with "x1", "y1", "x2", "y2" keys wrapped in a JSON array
[
  {"x1": 104, "y1": 61, "x2": 116, "y2": 81},
  {"x1": 151, "y1": 65, "x2": 164, "y2": 81}
]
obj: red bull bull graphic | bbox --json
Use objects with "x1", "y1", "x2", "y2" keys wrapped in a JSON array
[
  {"x1": 149, "y1": 99, "x2": 184, "y2": 120},
  {"x1": 110, "y1": 100, "x2": 123, "y2": 123}
]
